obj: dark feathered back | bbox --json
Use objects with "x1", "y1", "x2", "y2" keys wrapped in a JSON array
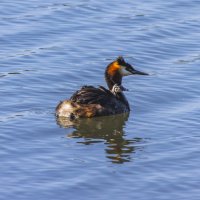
[{"x1": 70, "y1": 85, "x2": 114, "y2": 105}]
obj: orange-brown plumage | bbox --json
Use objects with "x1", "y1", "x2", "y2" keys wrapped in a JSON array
[{"x1": 107, "y1": 61, "x2": 120, "y2": 77}]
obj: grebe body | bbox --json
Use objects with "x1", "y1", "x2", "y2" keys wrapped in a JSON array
[{"x1": 56, "y1": 57, "x2": 148, "y2": 119}]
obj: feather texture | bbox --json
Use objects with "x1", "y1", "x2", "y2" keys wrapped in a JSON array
[{"x1": 70, "y1": 85, "x2": 115, "y2": 105}]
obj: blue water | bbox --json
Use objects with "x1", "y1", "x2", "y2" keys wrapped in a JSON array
[{"x1": 1, "y1": 0, "x2": 200, "y2": 199}]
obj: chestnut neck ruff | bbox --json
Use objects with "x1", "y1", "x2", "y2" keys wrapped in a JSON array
[{"x1": 105, "y1": 61, "x2": 122, "y2": 90}]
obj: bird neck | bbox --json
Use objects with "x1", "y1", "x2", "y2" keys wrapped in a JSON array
[
  {"x1": 105, "y1": 64, "x2": 130, "y2": 110},
  {"x1": 105, "y1": 62, "x2": 122, "y2": 90}
]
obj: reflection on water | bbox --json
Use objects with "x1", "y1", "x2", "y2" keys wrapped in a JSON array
[{"x1": 57, "y1": 113, "x2": 143, "y2": 164}]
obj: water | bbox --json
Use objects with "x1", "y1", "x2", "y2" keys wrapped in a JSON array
[{"x1": 1, "y1": 0, "x2": 200, "y2": 199}]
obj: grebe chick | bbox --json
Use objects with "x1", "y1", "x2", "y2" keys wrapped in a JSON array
[{"x1": 56, "y1": 56, "x2": 148, "y2": 119}]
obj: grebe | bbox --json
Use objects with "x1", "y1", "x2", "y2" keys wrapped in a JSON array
[{"x1": 56, "y1": 56, "x2": 148, "y2": 119}]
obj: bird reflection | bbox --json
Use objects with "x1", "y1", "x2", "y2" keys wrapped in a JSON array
[{"x1": 56, "y1": 113, "x2": 143, "y2": 164}]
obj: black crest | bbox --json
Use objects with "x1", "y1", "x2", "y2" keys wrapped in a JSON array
[
  {"x1": 116, "y1": 56, "x2": 134, "y2": 72},
  {"x1": 116, "y1": 56, "x2": 126, "y2": 65}
]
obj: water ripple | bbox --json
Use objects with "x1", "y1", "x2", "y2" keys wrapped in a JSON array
[{"x1": 1, "y1": 0, "x2": 200, "y2": 199}]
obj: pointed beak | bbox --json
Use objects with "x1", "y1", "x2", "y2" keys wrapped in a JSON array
[{"x1": 131, "y1": 68, "x2": 149, "y2": 75}]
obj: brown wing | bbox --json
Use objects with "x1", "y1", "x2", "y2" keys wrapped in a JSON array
[{"x1": 70, "y1": 85, "x2": 115, "y2": 106}]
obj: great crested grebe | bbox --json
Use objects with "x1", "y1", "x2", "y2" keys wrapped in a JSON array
[{"x1": 56, "y1": 56, "x2": 148, "y2": 119}]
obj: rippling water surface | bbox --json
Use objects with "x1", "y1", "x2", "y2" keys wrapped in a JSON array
[{"x1": 1, "y1": 0, "x2": 200, "y2": 199}]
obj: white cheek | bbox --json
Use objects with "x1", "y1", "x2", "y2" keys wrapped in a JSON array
[{"x1": 120, "y1": 68, "x2": 132, "y2": 76}]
